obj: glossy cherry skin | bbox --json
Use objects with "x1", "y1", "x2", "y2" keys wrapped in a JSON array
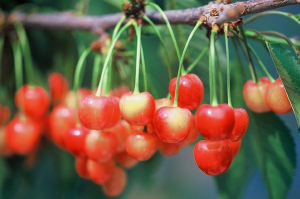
[
  {"x1": 169, "y1": 74, "x2": 204, "y2": 110},
  {"x1": 193, "y1": 140, "x2": 233, "y2": 176},
  {"x1": 15, "y1": 85, "x2": 50, "y2": 120},
  {"x1": 48, "y1": 72, "x2": 68, "y2": 105},
  {"x1": 85, "y1": 130, "x2": 117, "y2": 163},
  {"x1": 265, "y1": 78, "x2": 292, "y2": 114},
  {"x1": 5, "y1": 117, "x2": 41, "y2": 154},
  {"x1": 119, "y1": 91, "x2": 155, "y2": 126},
  {"x1": 115, "y1": 151, "x2": 138, "y2": 169},
  {"x1": 125, "y1": 130, "x2": 158, "y2": 161},
  {"x1": 243, "y1": 77, "x2": 271, "y2": 113},
  {"x1": 102, "y1": 166, "x2": 127, "y2": 197},
  {"x1": 195, "y1": 104, "x2": 235, "y2": 140},
  {"x1": 86, "y1": 158, "x2": 116, "y2": 185},
  {"x1": 228, "y1": 108, "x2": 249, "y2": 142},
  {"x1": 153, "y1": 106, "x2": 193, "y2": 143},
  {"x1": 78, "y1": 95, "x2": 120, "y2": 130},
  {"x1": 229, "y1": 139, "x2": 242, "y2": 158},
  {"x1": 75, "y1": 156, "x2": 89, "y2": 178}
]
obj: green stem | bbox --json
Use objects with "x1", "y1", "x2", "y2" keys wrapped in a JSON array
[
  {"x1": 143, "y1": 15, "x2": 172, "y2": 81},
  {"x1": 133, "y1": 22, "x2": 142, "y2": 94},
  {"x1": 141, "y1": 43, "x2": 147, "y2": 91},
  {"x1": 11, "y1": 39, "x2": 23, "y2": 92},
  {"x1": 14, "y1": 22, "x2": 35, "y2": 86},
  {"x1": 224, "y1": 24, "x2": 232, "y2": 107},
  {"x1": 216, "y1": 48, "x2": 223, "y2": 104},
  {"x1": 96, "y1": 21, "x2": 132, "y2": 97},
  {"x1": 112, "y1": 15, "x2": 126, "y2": 39},
  {"x1": 92, "y1": 54, "x2": 102, "y2": 91},
  {"x1": 186, "y1": 44, "x2": 209, "y2": 73},
  {"x1": 174, "y1": 21, "x2": 202, "y2": 107},
  {"x1": 244, "y1": 11, "x2": 300, "y2": 26},
  {"x1": 209, "y1": 30, "x2": 218, "y2": 106}
]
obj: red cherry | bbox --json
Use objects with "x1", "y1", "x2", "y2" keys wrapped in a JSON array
[
  {"x1": 179, "y1": 119, "x2": 198, "y2": 146},
  {"x1": 115, "y1": 151, "x2": 138, "y2": 169},
  {"x1": 228, "y1": 108, "x2": 249, "y2": 142},
  {"x1": 64, "y1": 88, "x2": 92, "y2": 109},
  {"x1": 158, "y1": 140, "x2": 181, "y2": 157},
  {"x1": 5, "y1": 117, "x2": 41, "y2": 154},
  {"x1": 86, "y1": 158, "x2": 116, "y2": 185},
  {"x1": 15, "y1": 85, "x2": 50, "y2": 120},
  {"x1": 153, "y1": 106, "x2": 193, "y2": 143},
  {"x1": 63, "y1": 125, "x2": 89, "y2": 157},
  {"x1": 169, "y1": 74, "x2": 204, "y2": 110},
  {"x1": 243, "y1": 77, "x2": 271, "y2": 113},
  {"x1": 108, "y1": 120, "x2": 131, "y2": 153},
  {"x1": 75, "y1": 156, "x2": 89, "y2": 178},
  {"x1": 48, "y1": 72, "x2": 68, "y2": 105},
  {"x1": 265, "y1": 78, "x2": 292, "y2": 114},
  {"x1": 154, "y1": 98, "x2": 173, "y2": 112},
  {"x1": 195, "y1": 104, "x2": 235, "y2": 140},
  {"x1": 119, "y1": 91, "x2": 155, "y2": 126},
  {"x1": 193, "y1": 140, "x2": 233, "y2": 176},
  {"x1": 85, "y1": 130, "x2": 117, "y2": 163},
  {"x1": 229, "y1": 139, "x2": 242, "y2": 158},
  {"x1": 0, "y1": 104, "x2": 10, "y2": 125},
  {"x1": 78, "y1": 95, "x2": 120, "y2": 130},
  {"x1": 125, "y1": 130, "x2": 158, "y2": 161},
  {"x1": 102, "y1": 166, "x2": 127, "y2": 197}
]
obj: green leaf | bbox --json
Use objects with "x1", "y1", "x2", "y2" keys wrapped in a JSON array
[{"x1": 267, "y1": 43, "x2": 300, "y2": 127}]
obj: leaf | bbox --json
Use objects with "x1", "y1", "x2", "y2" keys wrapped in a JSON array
[
  {"x1": 249, "y1": 112, "x2": 296, "y2": 199},
  {"x1": 267, "y1": 43, "x2": 300, "y2": 127}
]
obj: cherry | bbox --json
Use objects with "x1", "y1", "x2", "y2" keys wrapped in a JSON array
[
  {"x1": 108, "y1": 120, "x2": 131, "y2": 153},
  {"x1": 229, "y1": 139, "x2": 242, "y2": 158},
  {"x1": 158, "y1": 140, "x2": 181, "y2": 157},
  {"x1": 102, "y1": 166, "x2": 127, "y2": 197},
  {"x1": 169, "y1": 74, "x2": 204, "y2": 110},
  {"x1": 85, "y1": 130, "x2": 117, "y2": 163},
  {"x1": 5, "y1": 116, "x2": 41, "y2": 154},
  {"x1": 243, "y1": 77, "x2": 271, "y2": 113},
  {"x1": 0, "y1": 104, "x2": 10, "y2": 125},
  {"x1": 115, "y1": 151, "x2": 138, "y2": 169},
  {"x1": 193, "y1": 139, "x2": 233, "y2": 176},
  {"x1": 112, "y1": 84, "x2": 130, "y2": 98},
  {"x1": 154, "y1": 98, "x2": 173, "y2": 112},
  {"x1": 78, "y1": 95, "x2": 120, "y2": 130},
  {"x1": 86, "y1": 158, "x2": 116, "y2": 185},
  {"x1": 228, "y1": 108, "x2": 249, "y2": 142},
  {"x1": 119, "y1": 91, "x2": 155, "y2": 126},
  {"x1": 64, "y1": 88, "x2": 92, "y2": 109},
  {"x1": 15, "y1": 85, "x2": 50, "y2": 120},
  {"x1": 153, "y1": 106, "x2": 193, "y2": 143},
  {"x1": 125, "y1": 129, "x2": 158, "y2": 161},
  {"x1": 194, "y1": 104, "x2": 235, "y2": 140},
  {"x1": 48, "y1": 72, "x2": 68, "y2": 105},
  {"x1": 75, "y1": 156, "x2": 89, "y2": 178},
  {"x1": 265, "y1": 78, "x2": 292, "y2": 114},
  {"x1": 179, "y1": 118, "x2": 198, "y2": 146}
]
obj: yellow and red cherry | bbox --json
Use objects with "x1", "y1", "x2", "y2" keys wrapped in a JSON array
[{"x1": 179, "y1": 118, "x2": 198, "y2": 146}]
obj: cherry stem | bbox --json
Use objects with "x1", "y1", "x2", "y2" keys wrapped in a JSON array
[
  {"x1": 14, "y1": 22, "x2": 35, "y2": 86},
  {"x1": 141, "y1": 43, "x2": 148, "y2": 91},
  {"x1": 173, "y1": 20, "x2": 202, "y2": 107},
  {"x1": 239, "y1": 25, "x2": 258, "y2": 84},
  {"x1": 224, "y1": 24, "x2": 232, "y2": 107},
  {"x1": 146, "y1": 2, "x2": 185, "y2": 74},
  {"x1": 11, "y1": 39, "x2": 23, "y2": 92},
  {"x1": 209, "y1": 29, "x2": 218, "y2": 106},
  {"x1": 244, "y1": 11, "x2": 300, "y2": 26},
  {"x1": 112, "y1": 15, "x2": 126, "y2": 39},
  {"x1": 216, "y1": 49, "x2": 224, "y2": 104},
  {"x1": 143, "y1": 15, "x2": 172, "y2": 81},
  {"x1": 96, "y1": 21, "x2": 132, "y2": 97},
  {"x1": 91, "y1": 54, "x2": 102, "y2": 91},
  {"x1": 133, "y1": 22, "x2": 142, "y2": 94},
  {"x1": 186, "y1": 44, "x2": 209, "y2": 73},
  {"x1": 0, "y1": 34, "x2": 3, "y2": 83}
]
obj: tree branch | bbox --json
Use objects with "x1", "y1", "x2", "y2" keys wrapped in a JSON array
[{"x1": 4, "y1": 0, "x2": 300, "y2": 34}]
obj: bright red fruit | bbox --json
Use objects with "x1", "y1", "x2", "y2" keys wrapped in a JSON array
[
  {"x1": 119, "y1": 91, "x2": 155, "y2": 126},
  {"x1": 102, "y1": 166, "x2": 127, "y2": 197},
  {"x1": 243, "y1": 77, "x2": 271, "y2": 113},
  {"x1": 193, "y1": 140, "x2": 233, "y2": 176},
  {"x1": 265, "y1": 78, "x2": 292, "y2": 114},
  {"x1": 153, "y1": 106, "x2": 193, "y2": 143},
  {"x1": 78, "y1": 95, "x2": 121, "y2": 130},
  {"x1": 169, "y1": 74, "x2": 204, "y2": 110},
  {"x1": 5, "y1": 117, "x2": 41, "y2": 154},
  {"x1": 158, "y1": 140, "x2": 181, "y2": 157},
  {"x1": 108, "y1": 120, "x2": 131, "y2": 153},
  {"x1": 125, "y1": 130, "x2": 158, "y2": 161},
  {"x1": 195, "y1": 104, "x2": 234, "y2": 140},
  {"x1": 86, "y1": 158, "x2": 116, "y2": 185},
  {"x1": 228, "y1": 108, "x2": 249, "y2": 142},
  {"x1": 115, "y1": 151, "x2": 138, "y2": 169},
  {"x1": 15, "y1": 85, "x2": 50, "y2": 120},
  {"x1": 75, "y1": 156, "x2": 89, "y2": 178},
  {"x1": 229, "y1": 139, "x2": 242, "y2": 158},
  {"x1": 179, "y1": 119, "x2": 198, "y2": 146},
  {"x1": 48, "y1": 72, "x2": 68, "y2": 105}
]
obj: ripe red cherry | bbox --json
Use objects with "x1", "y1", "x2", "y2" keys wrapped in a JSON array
[
  {"x1": 85, "y1": 130, "x2": 117, "y2": 163},
  {"x1": 228, "y1": 108, "x2": 249, "y2": 142},
  {"x1": 195, "y1": 104, "x2": 235, "y2": 140},
  {"x1": 243, "y1": 77, "x2": 271, "y2": 113},
  {"x1": 179, "y1": 119, "x2": 198, "y2": 146},
  {"x1": 78, "y1": 95, "x2": 120, "y2": 130},
  {"x1": 119, "y1": 91, "x2": 155, "y2": 126},
  {"x1": 193, "y1": 139, "x2": 233, "y2": 176},
  {"x1": 265, "y1": 78, "x2": 292, "y2": 114},
  {"x1": 15, "y1": 85, "x2": 50, "y2": 120},
  {"x1": 75, "y1": 156, "x2": 89, "y2": 178},
  {"x1": 229, "y1": 139, "x2": 242, "y2": 158},
  {"x1": 169, "y1": 74, "x2": 204, "y2": 110},
  {"x1": 86, "y1": 158, "x2": 116, "y2": 185},
  {"x1": 102, "y1": 166, "x2": 127, "y2": 197},
  {"x1": 158, "y1": 140, "x2": 181, "y2": 157},
  {"x1": 5, "y1": 117, "x2": 41, "y2": 154},
  {"x1": 108, "y1": 120, "x2": 131, "y2": 153},
  {"x1": 48, "y1": 72, "x2": 68, "y2": 105},
  {"x1": 153, "y1": 106, "x2": 193, "y2": 143},
  {"x1": 125, "y1": 130, "x2": 158, "y2": 161},
  {"x1": 115, "y1": 151, "x2": 138, "y2": 169}
]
